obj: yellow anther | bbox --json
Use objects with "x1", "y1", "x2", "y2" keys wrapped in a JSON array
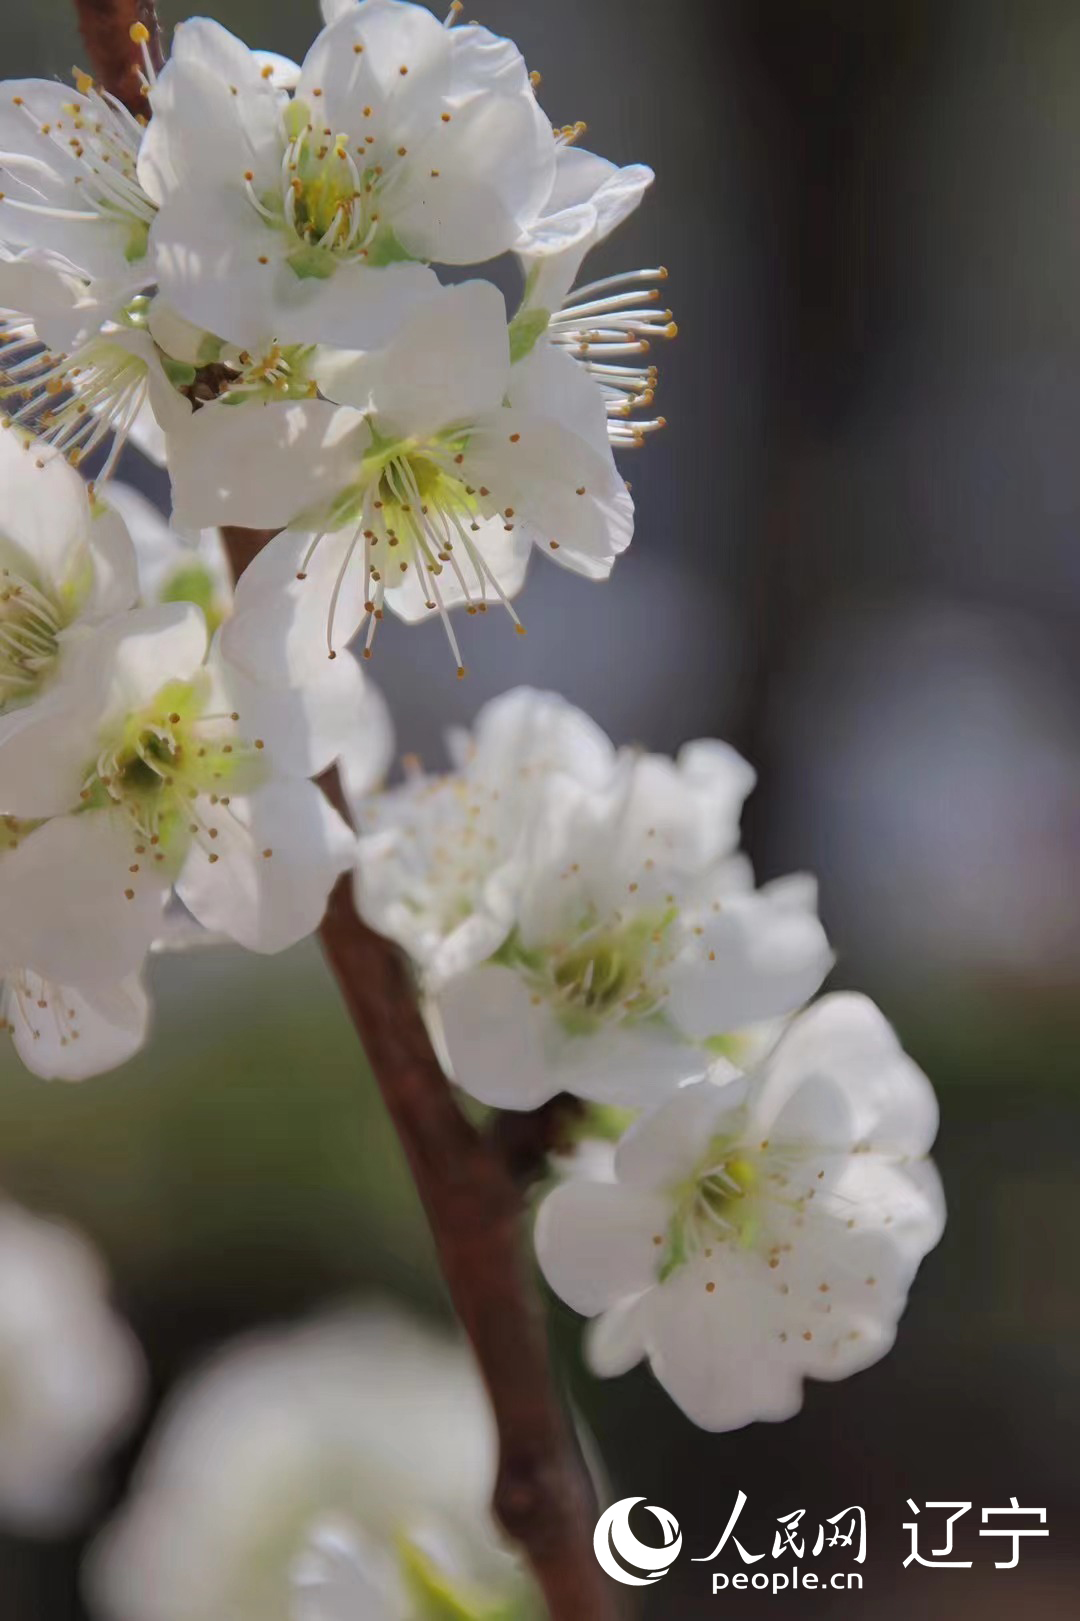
[{"x1": 129, "y1": 22, "x2": 150, "y2": 45}]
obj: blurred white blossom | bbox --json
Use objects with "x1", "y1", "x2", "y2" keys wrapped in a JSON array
[
  {"x1": 0, "y1": 1201, "x2": 144, "y2": 1531},
  {"x1": 88, "y1": 1308, "x2": 538, "y2": 1621}
]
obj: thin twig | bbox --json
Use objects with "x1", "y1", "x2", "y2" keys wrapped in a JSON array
[
  {"x1": 320, "y1": 867, "x2": 615, "y2": 1620},
  {"x1": 73, "y1": 0, "x2": 164, "y2": 113}
]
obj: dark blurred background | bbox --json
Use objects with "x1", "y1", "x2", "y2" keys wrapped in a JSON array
[{"x1": 3, "y1": 0, "x2": 1079, "y2": 1614}]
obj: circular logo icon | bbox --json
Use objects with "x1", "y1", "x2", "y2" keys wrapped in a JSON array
[{"x1": 593, "y1": 1496, "x2": 683, "y2": 1587}]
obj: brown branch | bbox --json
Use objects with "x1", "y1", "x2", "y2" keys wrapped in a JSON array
[
  {"x1": 73, "y1": 0, "x2": 165, "y2": 113},
  {"x1": 218, "y1": 533, "x2": 617, "y2": 1621}
]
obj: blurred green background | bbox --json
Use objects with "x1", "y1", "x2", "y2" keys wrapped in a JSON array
[{"x1": 3, "y1": 0, "x2": 1080, "y2": 1614}]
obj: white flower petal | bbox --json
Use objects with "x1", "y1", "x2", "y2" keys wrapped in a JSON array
[
  {"x1": 535, "y1": 1180, "x2": 670, "y2": 1316},
  {"x1": 667, "y1": 891, "x2": 834, "y2": 1039},
  {"x1": 5, "y1": 971, "x2": 150, "y2": 1083},
  {"x1": 168, "y1": 400, "x2": 369, "y2": 533},
  {"x1": 463, "y1": 410, "x2": 634, "y2": 577},
  {"x1": 315, "y1": 280, "x2": 510, "y2": 436},
  {"x1": 0, "y1": 810, "x2": 167, "y2": 986},
  {"x1": 751, "y1": 993, "x2": 940, "y2": 1156},
  {"x1": 176, "y1": 779, "x2": 354, "y2": 954}
]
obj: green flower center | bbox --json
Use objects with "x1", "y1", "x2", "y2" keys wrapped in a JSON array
[
  {"x1": 84, "y1": 676, "x2": 266, "y2": 864},
  {"x1": 660, "y1": 1136, "x2": 760, "y2": 1279},
  {"x1": 496, "y1": 909, "x2": 678, "y2": 1039},
  {"x1": 250, "y1": 101, "x2": 414, "y2": 281}
]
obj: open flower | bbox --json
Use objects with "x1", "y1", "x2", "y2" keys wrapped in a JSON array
[
  {"x1": 432, "y1": 740, "x2": 831, "y2": 1109},
  {"x1": 0, "y1": 602, "x2": 355, "y2": 970},
  {"x1": 0, "y1": 424, "x2": 137, "y2": 714},
  {"x1": 536, "y1": 994, "x2": 945, "y2": 1431},
  {"x1": 141, "y1": 1, "x2": 556, "y2": 351},
  {"x1": 0, "y1": 1201, "x2": 144, "y2": 1531},
  {"x1": 169, "y1": 281, "x2": 633, "y2": 670},
  {"x1": 88, "y1": 1308, "x2": 536, "y2": 1621}
]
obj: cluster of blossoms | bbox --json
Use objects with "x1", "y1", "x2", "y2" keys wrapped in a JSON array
[
  {"x1": 0, "y1": 0, "x2": 668, "y2": 1072},
  {"x1": 355, "y1": 688, "x2": 945, "y2": 1431},
  {"x1": 0, "y1": 0, "x2": 667, "y2": 674},
  {"x1": 0, "y1": 0, "x2": 943, "y2": 1562}
]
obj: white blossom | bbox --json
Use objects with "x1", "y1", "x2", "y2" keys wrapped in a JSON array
[
  {"x1": 140, "y1": 0, "x2": 556, "y2": 352},
  {"x1": 427, "y1": 723, "x2": 831, "y2": 1109},
  {"x1": 0, "y1": 601, "x2": 355, "y2": 978},
  {"x1": 88, "y1": 1308, "x2": 534, "y2": 1621},
  {"x1": 0, "y1": 1201, "x2": 144, "y2": 1530},
  {"x1": 168, "y1": 280, "x2": 633, "y2": 670},
  {"x1": 536, "y1": 994, "x2": 945, "y2": 1431}
]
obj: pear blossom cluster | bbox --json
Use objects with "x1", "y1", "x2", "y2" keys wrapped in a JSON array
[
  {"x1": 354, "y1": 688, "x2": 945, "y2": 1430},
  {"x1": 0, "y1": 0, "x2": 945, "y2": 1549},
  {"x1": 0, "y1": 431, "x2": 374, "y2": 1080},
  {"x1": 0, "y1": 0, "x2": 669, "y2": 676}
]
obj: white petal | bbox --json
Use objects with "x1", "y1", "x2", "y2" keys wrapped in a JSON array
[
  {"x1": 0, "y1": 252, "x2": 109, "y2": 352},
  {"x1": 435, "y1": 965, "x2": 563, "y2": 1109},
  {"x1": 223, "y1": 529, "x2": 370, "y2": 685},
  {"x1": 176, "y1": 780, "x2": 354, "y2": 954},
  {"x1": 100, "y1": 602, "x2": 209, "y2": 724},
  {"x1": 301, "y1": 1, "x2": 453, "y2": 145},
  {"x1": 535, "y1": 1180, "x2": 669, "y2": 1316},
  {"x1": 0, "y1": 630, "x2": 117, "y2": 817},
  {"x1": 140, "y1": 21, "x2": 283, "y2": 203},
  {"x1": 519, "y1": 149, "x2": 654, "y2": 312},
  {"x1": 5, "y1": 972, "x2": 150, "y2": 1082},
  {"x1": 85, "y1": 505, "x2": 140, "y2": 619},
  {"x1": 584, "y1": 1296, "x2": 651, "y2": 1378},
  {"x1": 645, "y1": 1260, "x2": 807, "y2": 1431},
  {"x1": 0, "y1": 424, "x2": 92, "y2": 601},
  {"x1": 463, "y1": 410, "x2": 634, "y2": 577},
  {"x1": 0, "y1": 811, "x2": 167, "y2": 986},
  {"x1": 390, "y1": 90, "x2": 554, "y2": 265},
  {"x1": 168, "y1": 400, "x2": 369, "y2": 533},
  {"x1": 507, "y1": 340, "x2": 611, "y2": 459},
  {"x1": 315, "y1": 280, "x2": 510, "y2": 436},
  {"x1": 251, "y1": 52, "x2": 303, "y2": 92},
  {"x1": 666, "y1": 891, "x2": 834, "y2": 1039},
  {"x1": 751, "y1": 994, "x2": 940, "y2": 1156}
]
